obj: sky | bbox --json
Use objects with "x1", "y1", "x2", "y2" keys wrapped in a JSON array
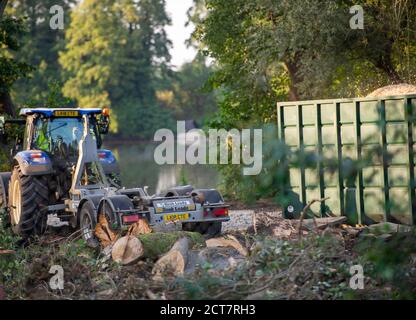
[{"x1": 165, "y1": 0, "x2": 198, "y2": 69}]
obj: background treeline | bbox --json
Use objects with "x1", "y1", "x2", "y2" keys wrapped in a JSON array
[
  {"x1": 189, "y1": 0, "x2": 416, "y2": 129},
  {"x1": 186, "y1": 0, "x2": 416, "y2": 201},
  {"x1": 0, "y1": 0, "x2": 217, "y2": 139},
  {"x1": 1, "y1": 0, "x2": 415, "y2": 182}
]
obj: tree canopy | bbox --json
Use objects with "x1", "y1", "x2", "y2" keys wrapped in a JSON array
[{"x1": 190, "y1": 0, "x2": 416, "y2": 127}]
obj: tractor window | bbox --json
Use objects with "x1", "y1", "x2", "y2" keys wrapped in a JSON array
[{"x1": 33, "y1": 118, "x2": 94, "y2": 157}]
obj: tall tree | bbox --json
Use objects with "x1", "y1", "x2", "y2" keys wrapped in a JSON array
[
  {"x1": 0, "y1": 0, "x2": 32, "y2": 116},
  {"x1": 189, "y1": 0, "x2": 416, "y2": 128},
  {"x1": 6, "y1": 0, "x2": 75, "y2": 106},
  {"x1": 60, "y1": 0, "x2": 174, "y2": 138},
  {"x1": 0, "y1": 0, "x2": 7, "y2": 17}
]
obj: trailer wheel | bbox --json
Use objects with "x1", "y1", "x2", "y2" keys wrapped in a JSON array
[
  {"x1": 183, "y1": 221, "x2": 222, "y2": 238},
  {"x1": 99, "y1": 201, "x2": 120, "y2": 234},
  {"x1": 182, "y1": 189, "x2": 224, "y2": 238},
  {"x1": 79, "y1": 202, "x2": 99, "y2": 248},
  {"x1": 8, "y1": 166, "x2": 49, "y2": 238}
]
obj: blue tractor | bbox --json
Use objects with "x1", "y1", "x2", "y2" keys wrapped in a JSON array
[{"x1": 0, "y1": 108, "x2": 229, "y2": 244}]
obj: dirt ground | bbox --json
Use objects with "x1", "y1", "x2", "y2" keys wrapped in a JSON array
[{"x1": 1, "y1": 206, "x2": 416, "y2": 300}]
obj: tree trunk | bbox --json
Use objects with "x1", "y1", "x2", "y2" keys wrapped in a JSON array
[
  {"x1": 0, "y1": 0, "x2": 8, "y2": 19},
  {"x1": 0, "y1": 90, "x2": 16, "y2": 117},
  {"x1": 111, "y1": 235, "x2": 144, "y2": 265},
  {"x1": 152, "y1": 237, "x2": 191, "y2": 280},
  {"x1": 372, "y1": 33, "x2": 402, "y2": 84},
  {"x1": 137, "y1": 231, "x2": 205, "y2": 259},
  {"x1": 285, "y1": 58, "x2": 302, "y2": 101},
  {"x1": 375, "y1": 57, "x2": 402, "y2": 84}
]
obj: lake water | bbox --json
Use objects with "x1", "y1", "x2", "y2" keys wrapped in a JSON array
[{"x1": 104, "y1": 141, "x2": 220, "y2": 195}]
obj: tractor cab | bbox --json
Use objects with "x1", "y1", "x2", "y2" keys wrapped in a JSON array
[
  {"x1": 20, "y1": 108, "x2": 109, "y2": 158},
  {"x1": 11, "y1": 108, "x2": 120, "y2": 186}
]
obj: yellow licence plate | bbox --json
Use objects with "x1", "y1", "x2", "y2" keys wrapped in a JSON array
[
  {"x1": 163, "y1": 213, "x2": 190, "y2": 222},
  {"x1": 54, "y1": 110, "x2": 79, "y2": 117}
]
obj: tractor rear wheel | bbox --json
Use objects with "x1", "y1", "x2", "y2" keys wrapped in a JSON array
[{"x1": 8, "y1": 166, "x2": 49, "y2": 238}]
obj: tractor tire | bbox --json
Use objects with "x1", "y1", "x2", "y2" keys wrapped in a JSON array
[
  {"x1": 8, "y1": 166, "x2": 49, "y2": 238},
  {"x1": 79, "y1": 202, "x2": 99, "y2": 248}
]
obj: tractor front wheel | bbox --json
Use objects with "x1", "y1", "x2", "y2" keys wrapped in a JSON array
[{"x1": 8, "y1": 166, "x2": 49, "y2": 238}]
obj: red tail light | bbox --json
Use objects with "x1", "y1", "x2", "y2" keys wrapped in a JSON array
[
  {"x1": 30, "y1": 153, "x2": 43, "y2": 159},
  {"x1": 212, "y1": 208, "x2": 229, "y2": 217},
  {"x1": 98, "y1": 152, "x2": 106, "y2": 159},
  {"x1": 122, "y1": 214, "x2": 139, "y2": 224}
]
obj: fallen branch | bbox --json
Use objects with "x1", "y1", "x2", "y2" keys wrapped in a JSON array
[
  {"x1": 0, "y1": 249, "x2": 15, "y2": 255},
  {"x1": 298, "y1": 197, "x2": 330, "y2": 240}
]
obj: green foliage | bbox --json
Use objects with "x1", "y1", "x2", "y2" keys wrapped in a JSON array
[
  {"x1": 138, "y1": 231, "x2": 205, "y2": 259},
  {"x1": 191, "y1": 0, "x2": 416, "y2": 204},
  {"x1": 160, "y1": 54, "x2": 218, "y2": 123},
  {"x1": 6, "y1": 0, "x2": 76, "y2": 106},
  {"x1": 23, "y1": 81, "x2": 73, "y2": 109},
  {"x1": 59, "y1": 0, "x2": 174, "y2": 139},
  {"x1": 172, "y1": 233, "x2": 353, "y2": 300},
  {"x1": 355, "y1": 231, "x2": 416, "y2": 298},
  {"x1": 0, "y1": 14, "x2": 33, "y2": 114}
]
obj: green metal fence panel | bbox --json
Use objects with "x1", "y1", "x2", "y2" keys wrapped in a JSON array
[{"x1": 277, "y1": 94, "x2": 416, "y2": 226}]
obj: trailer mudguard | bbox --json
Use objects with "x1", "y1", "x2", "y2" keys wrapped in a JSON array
[
  {"x1": 72, "y1": 195, "x2": 103, "y2": 228},
  {"x1": 191, "y1": 189, "x2": 224, "y2": 205},
  {"x1": 14, "y1": 151, "x2": 53, "y2": 176},
  {"x1": 97, "y1": 195, "x2": 135, "y2": 228}
]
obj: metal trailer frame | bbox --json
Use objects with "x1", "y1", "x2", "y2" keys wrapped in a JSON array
[{"x1": 49, "y1": 114, "x2": 229, "y2": 230}]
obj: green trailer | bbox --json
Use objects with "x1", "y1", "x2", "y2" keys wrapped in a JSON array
[{"x1": 277, "y1": 94, "x2": 416, "y2": 226}]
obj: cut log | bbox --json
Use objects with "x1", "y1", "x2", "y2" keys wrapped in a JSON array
[
  {"x1": 110, "y1": 231, "x2": 205, "y2": 264},
  {"x1": 206, "y1": 235, "x2": 248, "y2": 257},
  {"x1": 128, "y1": 219, "x2": 152, "y2": 237},
  {"x1": 138, "y1": 231, "x2": 205, "y2": 259},
  {"x1": 152, "y1": 237, "x2": 190, "y2": 281},
  {"x1": 112, "y1": 235, "x2": 144, "y2": 265}
]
